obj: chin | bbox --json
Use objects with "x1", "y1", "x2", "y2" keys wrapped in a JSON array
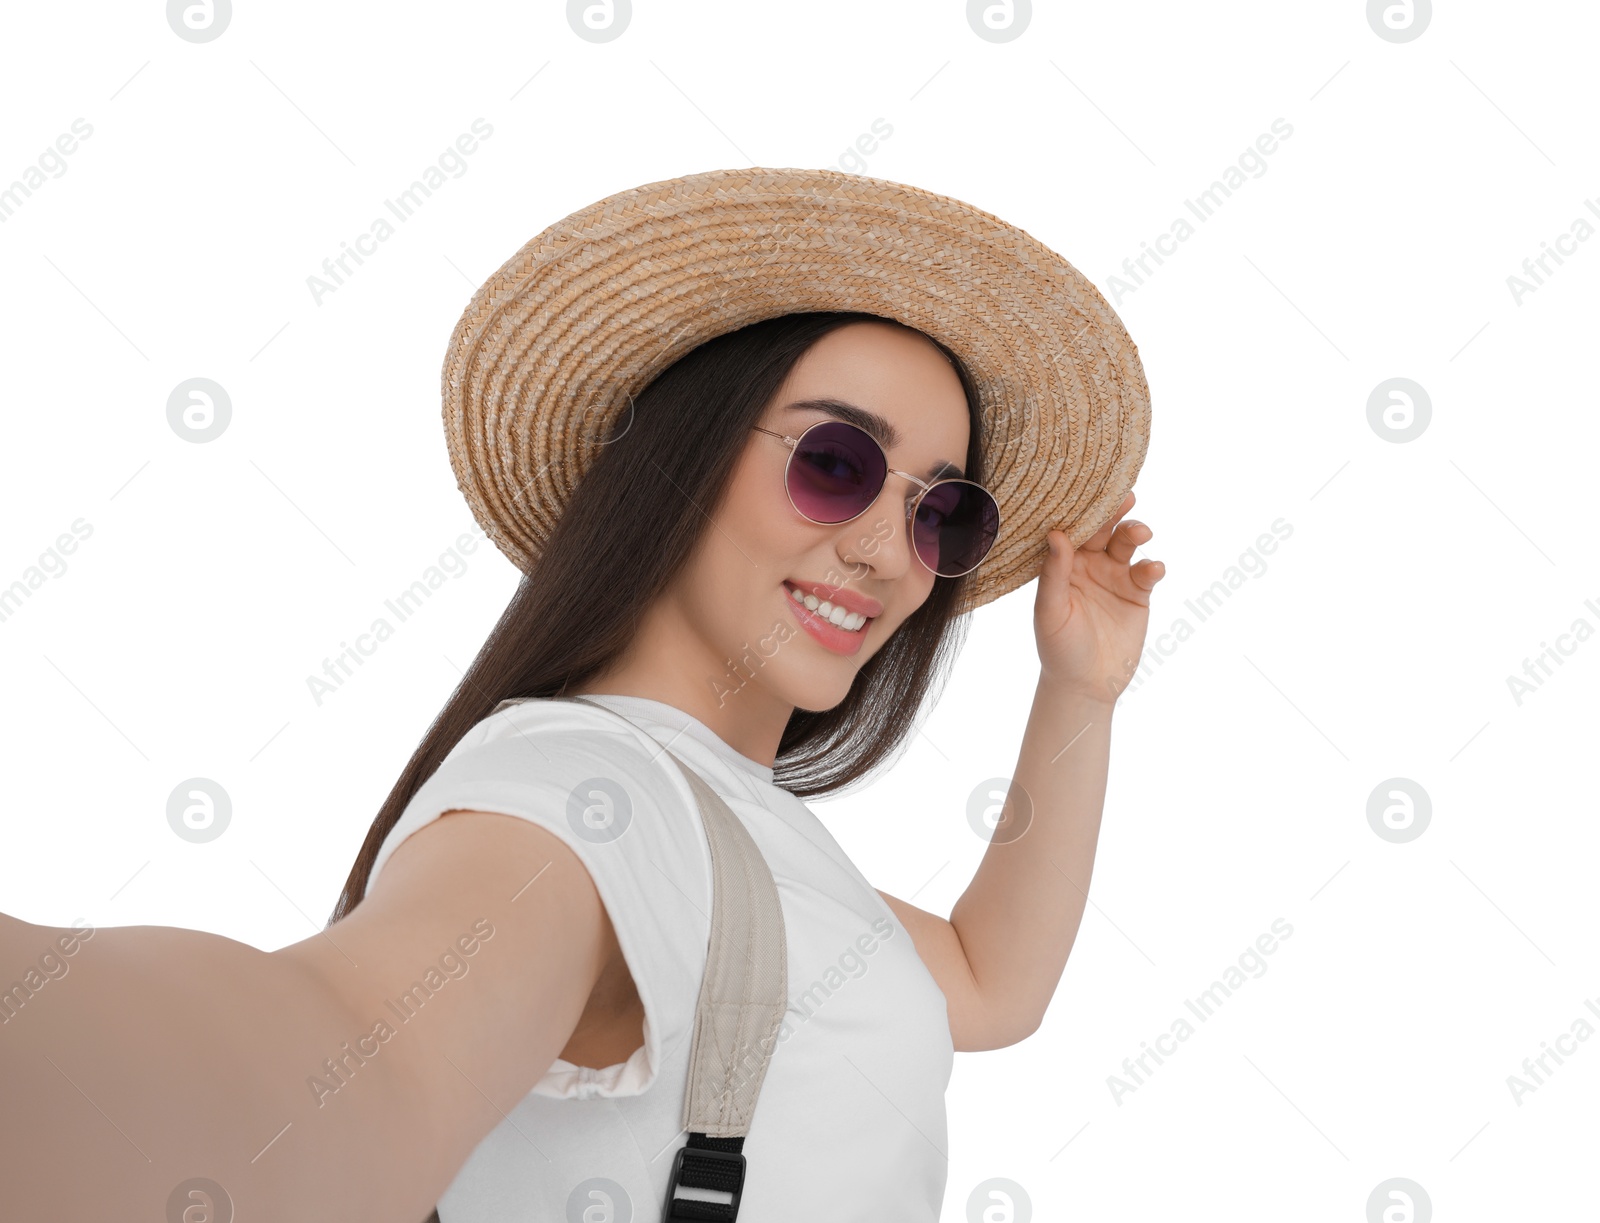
[{"x1": 773, "y1": 664, "x2": 859, "y2": 715}]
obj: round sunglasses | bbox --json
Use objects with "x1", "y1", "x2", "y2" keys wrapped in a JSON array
[{"x1": 751, "y1": 419, "x2": 1001, "y2": 578}]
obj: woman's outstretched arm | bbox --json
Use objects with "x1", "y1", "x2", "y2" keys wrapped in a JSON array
[{"x1": 0, "y1": 810, "x2": 616, "y2": 1222}]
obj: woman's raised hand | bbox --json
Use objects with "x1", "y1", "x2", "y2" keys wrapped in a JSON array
[{"x1": 1032, "y1": 490, "x2": 1166, "y2": 704}]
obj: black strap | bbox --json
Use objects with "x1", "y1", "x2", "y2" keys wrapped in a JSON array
[{"x1": 660, "y1": 1132, "x2": 747, "y2": 1221}]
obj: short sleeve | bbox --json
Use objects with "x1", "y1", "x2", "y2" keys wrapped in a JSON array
[{"x1": 365, "y1": 700, "x2": 713, "y2": 1101}]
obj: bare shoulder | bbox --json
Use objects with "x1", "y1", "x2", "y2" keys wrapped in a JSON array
[{"x1": 276, "y1": 810, "x2": 616, "y2": 1194}]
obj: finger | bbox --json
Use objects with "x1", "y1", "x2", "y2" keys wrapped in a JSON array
[
  {"x1": 1081, "y1": 490, "x2": 1137, "y2": 552},
  {"x1": 1105, "y1": 519, "x2": 1152, "y2": 566},
  {"x1": 1130, "y1": 557, "x2": 1166, "y2": 591},
  {"x1": 1035, "y1": 530, "x2": 1075, "y2": 624}
]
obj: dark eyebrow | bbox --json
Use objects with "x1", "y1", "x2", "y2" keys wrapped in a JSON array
[{"x1": 782, "y1": 398, "x2": 966, "y2": 482}]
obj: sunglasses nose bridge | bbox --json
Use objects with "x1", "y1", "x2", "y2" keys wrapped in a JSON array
[
  {"x1": 858, "y1": 471, "x2": 939, "y2": 575},
  {"x1": 886, "y1": 466, "x2": 932, "y2": 497}
]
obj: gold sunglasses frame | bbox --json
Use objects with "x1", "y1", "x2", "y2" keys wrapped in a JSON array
[{"x1": 750, "y1": 421, "x2": 1001, "y2": 578}]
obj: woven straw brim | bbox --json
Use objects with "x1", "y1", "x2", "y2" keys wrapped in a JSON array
[{"x1": 441, "y1": 166, "x2": 1151, "y2": 617}]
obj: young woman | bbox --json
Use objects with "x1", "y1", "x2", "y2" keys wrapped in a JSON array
[{"x1": 0, "y1": 170, "x2": 1161, "y2": 1221}]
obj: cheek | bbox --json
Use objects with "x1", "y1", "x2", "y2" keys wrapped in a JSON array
[
  {"x1": 680, "y1": 561, "x2": 792, "y2": 673},
  {"x1": 680, "y1": 466, "x2": 792, "y2": 633},
  {"x1": 723, "y1": 450, "x2": 813, "y2": 559}
]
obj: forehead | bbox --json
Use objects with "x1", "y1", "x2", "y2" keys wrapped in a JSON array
[
  {"x1": 780, "y1": 322, "x2": 968, "y2": 429},
  {"x1": 774, "y1": 324, "x2": 971, "y2": 481}
]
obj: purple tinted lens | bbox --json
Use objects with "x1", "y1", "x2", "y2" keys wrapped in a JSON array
[
  {"x1": 913, "y1": 481, "x2": 1001, "y2": 577},
  {"x1": 787, "y1": 419, "x2": 1000, "y2": 577},
  {"x1": 787, "y1": 420, "x2": 887, "y2": 524}
]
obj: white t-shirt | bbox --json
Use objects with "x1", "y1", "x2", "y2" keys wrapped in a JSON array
[{"x1": 366, "y1": 692, "x2": 955, "y2": 1221}]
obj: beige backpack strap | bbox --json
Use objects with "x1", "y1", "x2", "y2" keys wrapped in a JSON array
[{"x1": 560, "y1": 696, "x2": 786, "y2": 1220}]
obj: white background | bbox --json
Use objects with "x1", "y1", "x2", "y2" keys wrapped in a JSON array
[{"x1": 2, "y1": 1, "x2": 1595, "y2": 1219}]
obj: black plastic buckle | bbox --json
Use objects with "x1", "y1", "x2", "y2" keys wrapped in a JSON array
[{"x1": 660, "y1": 1138, "x2": 746, "y2": 1222}]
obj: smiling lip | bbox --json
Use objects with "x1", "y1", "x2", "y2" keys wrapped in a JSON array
[
  {"x1": 783, "y1": 579, "x2": 884, "y2": 619},
  {"x1": 784, "y1": 588, "x2": 871, "y2": 656}
]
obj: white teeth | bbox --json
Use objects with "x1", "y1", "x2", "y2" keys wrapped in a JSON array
[{"x1": 785, "y1": 583, "x2": 867, "y2": 632}]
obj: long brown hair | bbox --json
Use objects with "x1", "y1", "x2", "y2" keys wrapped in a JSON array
[{"x1": 329, "y1": 310, "x2": 985, "y2": 926}]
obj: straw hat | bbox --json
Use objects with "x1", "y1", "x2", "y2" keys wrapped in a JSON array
[{"x1": 441, "y1": 166, "x2": 1151, "y2": 617}]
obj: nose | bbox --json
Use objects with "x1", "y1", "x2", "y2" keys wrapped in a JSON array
[{"x1": 838, "y1": 477, "x2": 924, "y2": 578}]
